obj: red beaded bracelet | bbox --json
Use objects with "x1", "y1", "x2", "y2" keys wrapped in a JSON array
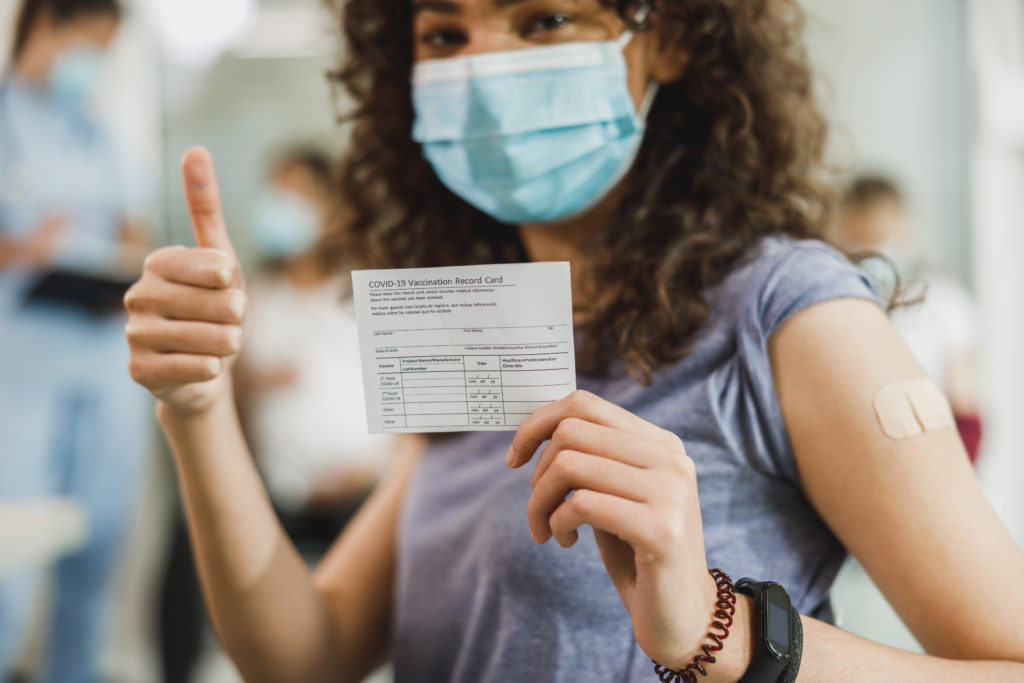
[{"x1": 653, "y1": 568, "x2": 737, "y2": 683}]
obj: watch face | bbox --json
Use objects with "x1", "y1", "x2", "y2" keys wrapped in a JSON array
[
  {"x1": 768, "y1": 602, "x2": 791, "y2": 651},
  {"x1": 765, "y1": 584, "x2": 792, "y2": 658}
]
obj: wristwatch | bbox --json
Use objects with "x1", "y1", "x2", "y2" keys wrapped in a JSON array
[{"x1": 735, "y1": 578, "x2": 793, "y2": 683}]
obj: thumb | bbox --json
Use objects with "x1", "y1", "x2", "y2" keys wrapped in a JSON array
[{"x1": 182, "y1": 147, "x2": 236, "y2": 259}]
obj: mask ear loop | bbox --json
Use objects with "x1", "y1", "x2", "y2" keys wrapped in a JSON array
[
  {"x1": 632, "y1": 2, "x2": 653, "y2": 27},
  {"x1": 619, "y1": 1, "x2": 659, "y2": 121},
  {"x1": 616, "y1": 2, "x2": 654, "y2": 49},
  {"x1": 637, "y1": 82, "x2": 660, "y2": 121}
]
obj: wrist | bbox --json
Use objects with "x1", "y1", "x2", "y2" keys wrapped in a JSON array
[
  {"x1": 663, "y1": 594, "x2": 754, "y2": 683},
  {"x1": 705, "y1": 593, "x2": 753, "y2": 683},
  {"x1": 732, "y1": 580, "x2": 798, "y2": 683},
  {"x1": 654, "y1": 571, "x2": 753, "y2": 683},
  {"x1": 157, "y1": 385, "x2": 236, "y2": 427}
]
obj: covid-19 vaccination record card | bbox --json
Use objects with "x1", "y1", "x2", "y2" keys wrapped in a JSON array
[{"x1": 351, "y1": 263, "x2": 577, "y2": 434}]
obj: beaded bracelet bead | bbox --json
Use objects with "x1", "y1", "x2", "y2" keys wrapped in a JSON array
[{"x1": 653, "y1": 568, "x2": 737, "y2": 683}]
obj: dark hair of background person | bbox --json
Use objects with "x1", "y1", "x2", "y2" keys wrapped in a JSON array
[
  {"x1": 325, "y1": 0, "x2": 832, "y2": 380},
  {"x1": 274, "y1": 148, "x2": 334, "y2": 193},
  {"x1": 842, "y1": 174, "x2": 904, "y2": 211},
  {"x1": 12, "y1": 0, "x2": 123, "y2": 61},
  {"x1": 838, "y1": 173, "x2": 915, "y2": 311}
]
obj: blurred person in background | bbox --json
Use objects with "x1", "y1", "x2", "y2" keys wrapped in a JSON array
[
  {"x1": 835, "y1": 175, "x2": 984, "y2": 463},
  {"x1": 157, "y1": 148, "x2": 396, "y2": 683},
  {"x1": 239, "y1": 148, "x2": 394, "y2": 538},
  {"x1": 0, "y1": 0, "x2": 150, "y2": 681}
]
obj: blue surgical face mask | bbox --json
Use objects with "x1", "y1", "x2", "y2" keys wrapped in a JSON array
[
  {"x1": 251, "y1": 189, "x2": 322, "y2": 259},
  {"x1": 412, "y1": 30, "x2": 657, "y2": 225},
  {"x1": 47, "y1": 45, "x2": 105, "y2": 109}
]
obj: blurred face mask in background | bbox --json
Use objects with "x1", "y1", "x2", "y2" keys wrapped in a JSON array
[
  {"x1": 412, "y1": 30, "x2": 657, "y2": 225},
  {"x1": 47, "y1": 45, "x2": 105, "y2": 109},
  {"x1": 250, "y1": 189, "x2": 322, "y2": 260}
]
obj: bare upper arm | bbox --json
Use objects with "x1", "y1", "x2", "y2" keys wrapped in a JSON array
[
  {"x1": 769, "y1": 298, "x2": 1024, "y2": 662},
  {"x1": 313, "y1": 436, "x2": 425, "y2": 680}
]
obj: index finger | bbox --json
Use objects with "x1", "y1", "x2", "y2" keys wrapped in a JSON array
[
  {"x1": 182, "y1": 147, "x2": 236, "y2": 259},
  {"x1": 506, "y1": 390, "x2": 664, "y2": 468}
]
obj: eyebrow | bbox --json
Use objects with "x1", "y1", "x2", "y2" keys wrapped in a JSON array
[{"x1": 412, "y1": 0, "x2": 536, "y2": 15}]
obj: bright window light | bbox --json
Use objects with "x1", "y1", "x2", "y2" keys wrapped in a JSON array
[{"x1": 151, "y1": 0, "x2": 256, "y2": 66}]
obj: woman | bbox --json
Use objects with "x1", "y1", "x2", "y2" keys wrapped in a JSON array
[
  {"x1": 126, "y1": 1, "x2": 1024, "y2": 681},
  {"x1": 0, "y1": 0, "x2": 149, "y2": 680}
]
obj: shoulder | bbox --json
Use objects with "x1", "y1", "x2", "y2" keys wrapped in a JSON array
[{"x1": 716, "y1": 235, "x2": 881, "y2": 340}]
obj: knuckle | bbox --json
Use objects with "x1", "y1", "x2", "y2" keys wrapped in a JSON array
[
  {"x1": 201, "y1": 356, "x2": 223, "y2": 379},
  {"x1": 211, "y1": 253, "x2": 236, "y2": 285},
  {"x1": 122, "y1": 285, "x2": 140, "y2": 311},
  {"x1": 226, "y1": 289, "x2": 247, "y2": 323},
  {"x1": 142, "y1": 251, "x2": 160, "y2": 272},
  {"x1": 124, "y1": 287, "x2": 157, "y2": 315},
  {"x1": 552, "y1": 418, "x2": 584, "y2": 444},
  {"x1": 128, "y1": 356, "x2": 148, "y2": 384},
  {"x1": 673, "y1": 453, "x2": 696, "y2": 479},
  {"x1": 568, "y1": 490, "x2": 593, "y2": 516},
  {"x1": 551, "y1": 451, "x2": 580, "y2": 480},
  {"x1": 144, "y1": 246, "x2": 177, "y2": 271},
  {"x1": 568, "y1": 390, "x2": 594, "y2": 411},
  {"x1": 663, "y1": 429, "x2": 685, "y2": 451},
  {"x1": 223, "y1": 326, "x2": 243, "y2": 354},
  {"x1": 124, "y1": 320, "x2": 146, "y2": 345}
]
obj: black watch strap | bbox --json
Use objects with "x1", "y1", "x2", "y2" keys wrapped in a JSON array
[
  {"x1": 735, "y1": 579, "x2": 793, "y2": 683},
  {"x1": 778, "y1": 606, "x2": 803, "y2": 683}
]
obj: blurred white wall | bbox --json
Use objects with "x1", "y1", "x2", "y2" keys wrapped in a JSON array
[
  {"x1": 803, "y1": 0, "x2": 970, "y2": 280},
  {"x1": 805, "y1": 0, "x2": 1024, "y2": 557},
  {"x1": 805, "y1": 0, "x2": 1024, "y2": 548},
  {"x1": 159, "y1": 0, "x2": 343, "y2": 265},
  {"x1": 969, "y1": 0, "x2": 1024, "y2": 547},
  {"x1": 96, "y1": 0, "x2": 163, "y2": 220}
]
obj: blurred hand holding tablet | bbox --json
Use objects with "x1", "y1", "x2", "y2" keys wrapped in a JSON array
[
  {"x1": 351, "y1": 263, "x2": 576, "y2": 433},
  {"x1": 24, "y1": 268, "x2": 138, "y2": 317}
]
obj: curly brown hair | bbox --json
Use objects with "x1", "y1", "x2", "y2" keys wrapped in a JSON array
[{"x1": 325, "y1": 0, "x2": 831, "y2": 380}]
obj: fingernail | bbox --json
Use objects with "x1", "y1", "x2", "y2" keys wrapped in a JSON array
[{"x1": 505, "y1": 446, "x2": 515, "y2": 467}]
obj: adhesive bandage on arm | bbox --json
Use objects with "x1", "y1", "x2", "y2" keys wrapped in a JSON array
[{"x1": 873, "y1": 377, "x2": 956, "y2": 440}]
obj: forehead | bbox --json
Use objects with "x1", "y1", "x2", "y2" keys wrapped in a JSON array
[
  {"x1": 63, "y1": 12, "x2": 120, "y2": 46},
  {"x1": 413, "y1": 0, "x2": 597, "y2": 14}
]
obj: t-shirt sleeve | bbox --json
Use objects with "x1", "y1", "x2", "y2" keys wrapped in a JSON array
[
  {"x1": 728, "y1": 239, "x2": 881, "y2": 483},
  {"x1": 756, "y1": 241, "x2": 881, "y2": 340}
]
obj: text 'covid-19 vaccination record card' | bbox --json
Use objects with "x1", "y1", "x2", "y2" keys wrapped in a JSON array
[{"x1": 351, "y1": 263, "x2": 577, "y2": 434}]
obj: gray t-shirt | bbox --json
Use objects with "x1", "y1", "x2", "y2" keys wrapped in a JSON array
[{"x1": 393, "y1": 237, "x2": 879, "y2": 683}]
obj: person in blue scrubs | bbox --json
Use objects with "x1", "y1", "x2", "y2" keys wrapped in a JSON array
[{"x1": 0, "y1": 1, "x2": 149, "y2": 681}]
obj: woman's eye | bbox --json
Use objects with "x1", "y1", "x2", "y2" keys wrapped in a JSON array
[
  {"x1": 421, "y1": 29, "x2": 467, "y2": 47},
  {"x1": 525, "y1": 13, "x2": 574, "y2": 35}
]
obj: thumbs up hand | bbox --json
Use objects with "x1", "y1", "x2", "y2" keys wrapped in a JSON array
[{"x1": 125, "y1": 148, "x2": 247, "y2": 415}]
